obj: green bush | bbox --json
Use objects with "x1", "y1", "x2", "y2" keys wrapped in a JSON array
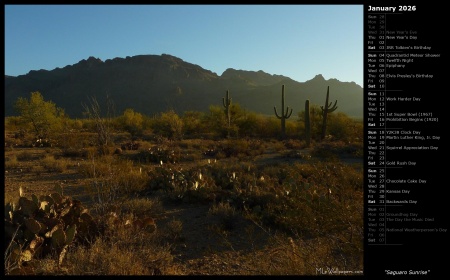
[{"x1": 152, "y1": 110, "x2": 183, "y2": 140}]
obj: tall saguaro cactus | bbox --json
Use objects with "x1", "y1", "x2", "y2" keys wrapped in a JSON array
[
  {"x1": 274, "y1": 84, "x2": 293, "y2": 139},
  {"x1": 305, "y1": 99, "x2": 311, "y2": 147},
  {"x1": 320, "y1": 86, "x2": 338, "y2": 140},
  {"x1": 222, "y1": 90, "x2": 232, "y2": 137}
]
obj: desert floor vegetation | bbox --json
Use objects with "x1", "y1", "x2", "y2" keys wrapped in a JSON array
[
  {"x1": 4, "y1": 102, "x2": 363, "y2": 275},
  {"x1": 4, "y1": 138, "x2": 363, "y2": 275}
]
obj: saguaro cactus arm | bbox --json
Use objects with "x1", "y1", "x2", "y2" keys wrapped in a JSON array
[
  {"x1": 285, "y1": 106, "x2": 293, "y2": 118},
  {"x1": 320, "y1": 86, "x2": 338, "y2": 113},
  {"x1": 274, "y1": 106, "x2": 281, "y2": 118}
]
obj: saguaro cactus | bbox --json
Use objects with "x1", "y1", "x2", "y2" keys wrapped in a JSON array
[
  {"x1": 305, "y1": 99, "x2": 311, "y2": 147},
  {"x1": 320, "y1": 86, "x2": 338, "y2": 140},
  {"x1": 222, "y1": 90, "x2": 232, "y2": 137},
  {"x1": 274, "y1": 84, "x2": 293, "y2": 139}
]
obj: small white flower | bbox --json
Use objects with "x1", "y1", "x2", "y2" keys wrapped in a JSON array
[
  {"x1": 232, "y1": 172, "x2": 236, "y2": 179},
  {"x1": 199, "y1": 172, "x2": 202, "y2": 180},
  {"x1": 160, "y1": 160, "x2": 163, "y2": 166},
  {"x1": 260, "y1": 176, "x2": 265, "y2": 181}
]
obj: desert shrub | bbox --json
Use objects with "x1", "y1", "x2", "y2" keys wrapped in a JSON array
[
  {"x1": 152, "y1": 110, "x2": 183, "y2": 140},
  {"x1": 255, "y1": 116, "x2": 280, "y2": 138},
  {"x1": 4, "y1": 132, "x2": 25, "y2": 148},
  {"x1": 65, "y1": 231, "x2": 178, "y2": 275},
  {"x1": 133, "y1": 145, "x2": 181, "y2": 164},
  {"x1": 208, "y1": 201, "x2": 238, "y2": 230},
  {"x1": 284, "y1": 119, "x2": 299, "y2": 138},
  {"x1": 146, "y1": 163, "x2": 219, "y2": 204},
  {"x1": 260, "y1": 163, "x2": 290, "y2": 184},
  {"x1": 162, "y1": 218, "x2": 183, "y2": 242},
  {"x1": 182, "y1": 110, "x2": 208, "y2": 137},
  {"x1": 117, "y1": 108, "x2": 144, "y2": 137},
  {"x1": 16, "y1": 151, "x2": 44, "y2": 161},
  {"x1": 80, "y1": 155, "x2": 149, "y2": 203},
  {"x1": 204, "y1": 139, "x2": 265, "y2": 159},
  {"x1": 235, "y1": 111, "x2": 260, "y2": 137},
  {"x1": 120, "y1": 197, "x2": 163, "y2": 217},
  {"x1": 249, "y1": 232, "x2": 362, "y2": 275},
  {"x1": 14, "y1": 91, "x2": 66, "y2": 140},
  {"x1": 204, "y1": 105, "x2": 228, "y2": 138},
  {"x1": 4, "y1": 154, "x2": 20, "y2": 169},
  {"x1": 110, "y1": 132, "x2": 131, "y2": 144},
  {"x1": 284, "y1": 139, "x2": 305, "y2": 150},
  {"x1": 327, "y1": 112, "x2": 363, "y2": 143},
  {"x1": 270, "y1": 162, "x2": 361, "y2": 234},
  {"x1": 237, "y1": 160, "x2": 363, "y2": 244},
  {"x1": 264, "y1": 139, "x2": 287, "y2": 152},
  {"x1": 40, "y1": 154, "x2": 69, "y2": 172},
  {"x1": 5, "y1": 116, "x2": 23, "y2": 132},
  {"x1": 58, "y1": 132, "x2": 97, "y2": 151},
  {"x1": 131, "y1": 140, "x2": 153, "y2": 151}
]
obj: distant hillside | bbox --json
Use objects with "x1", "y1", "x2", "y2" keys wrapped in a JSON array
[{"x1": 4, "y1": 54, "x2": 363, "y2": 118}]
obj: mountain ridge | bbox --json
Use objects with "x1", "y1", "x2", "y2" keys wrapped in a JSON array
[{"x1": 4, "y1": 54, "x2": 363, "y2": 118}]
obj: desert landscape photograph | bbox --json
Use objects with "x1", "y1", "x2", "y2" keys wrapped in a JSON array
[{"x1": 4, "y1": 4, "x2": 364, "y2": 275}]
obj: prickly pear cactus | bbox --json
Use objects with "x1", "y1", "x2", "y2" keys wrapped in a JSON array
[{"x1": 4, "y1": 189, "x2": 98, "y2": 269}]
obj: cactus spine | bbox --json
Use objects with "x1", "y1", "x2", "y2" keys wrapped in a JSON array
[
  {"x1": 305, "y1": 99, "x2": 311, "y2": 147},
  {"x1": 222, "y1": 90, "x2": 232, "y2": 137},
  {"x1": 274, "y1": 85, "x2": 293, "y2": 139},
  {"x1": 320, "y1": 86, "x2": 338, "y2": 140}
]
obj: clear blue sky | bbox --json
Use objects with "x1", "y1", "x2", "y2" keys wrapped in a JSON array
[{"x1": 5, "y1": 4, "x2": 363, "y2": 87}]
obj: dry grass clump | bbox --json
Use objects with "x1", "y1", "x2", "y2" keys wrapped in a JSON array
[
  {"x1": 208, "y1": 201, "x2": 238, "y2": 231},
  {"x1": 159, "y1": 218, "x2": 184, "y2": 243},
  {"x1": 53, "y1": 199, "x2": 182, "y2": 275},
  {"x1": 119, "y1": 197, "x2": 163, "y2": 217},
  {"x1": 79, "y1": 155, "x2": 149, "y2": 203},
  {"x1": 239, "y1": 232, "x2": 363, "y2": 275},
  {"x1": 16, "y1": 150, "x2": 43, "y2": 161},
  {"x1": 65, "y1": 235, "x2": 181, "y2": 275},
  {"x1": 4, "y1": 154, "x2": 20, "y2": 169},
  {"x1": 40, "y1": 154, "x2": 70, "y2": 172}
]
